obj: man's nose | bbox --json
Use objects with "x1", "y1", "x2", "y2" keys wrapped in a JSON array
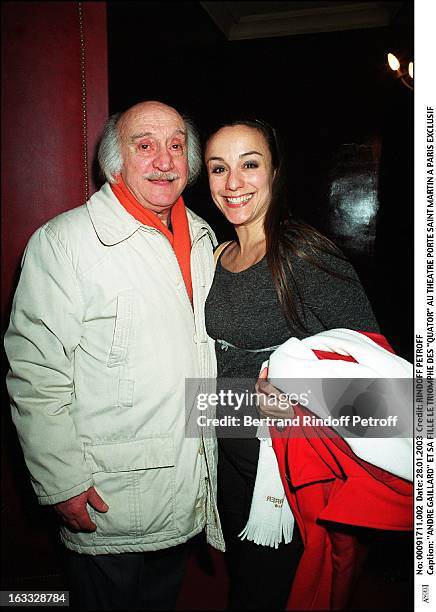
[
  {"x1": 153, "y1": 148, "x2": 174, "y2": 171},
  {"x1": 226, "y1": 169, "x2": 243, "y2": 191}
]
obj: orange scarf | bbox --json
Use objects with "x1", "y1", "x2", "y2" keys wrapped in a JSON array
[{"x1": 111, "y1": 176, "x2": 192, "y2": 303}]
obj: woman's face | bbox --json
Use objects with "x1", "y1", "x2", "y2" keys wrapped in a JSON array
[{"x1": 205, "y1": 125, "x2": 275, "y2": 228}]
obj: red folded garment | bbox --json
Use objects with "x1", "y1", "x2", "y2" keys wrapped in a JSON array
[{"x1": 271, "y1": 332, "x2": 413, "y2": 610}]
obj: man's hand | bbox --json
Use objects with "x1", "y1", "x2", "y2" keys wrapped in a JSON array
[
  {"x1": 53, "y1": 486, "x2": 108, "y2": 532},
  {"x1": 255, "y1": 367, "x2": 295, "y2": 420}
]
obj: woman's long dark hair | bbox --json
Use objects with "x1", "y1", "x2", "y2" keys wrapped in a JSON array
[{"x1": 205, "y1": 118, "x2": 352, "y2": 331}]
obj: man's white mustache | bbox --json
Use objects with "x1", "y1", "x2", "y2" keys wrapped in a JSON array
[{"x1": 145, "y1": 172, "x2": 180, "y2": 181}]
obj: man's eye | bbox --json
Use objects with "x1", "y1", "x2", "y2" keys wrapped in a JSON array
[
  {"x1": 171, "y1": 143, "x2": 182, "y2": 150},
  {"x1": 139, "y1": 143, "x2": 150, "y2": 151}
]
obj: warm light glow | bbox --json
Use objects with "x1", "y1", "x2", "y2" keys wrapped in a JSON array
[
  {"x1": 388, "y1": 53, "x2": 400, "y2": 71},
  {"x1": 408, "y1": 61, "x2": 414, "y2": 78}
]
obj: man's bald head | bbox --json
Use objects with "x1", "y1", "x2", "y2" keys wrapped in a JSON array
[{"x1": 118, "y1": 100, "x2": 182, "y2": 131}]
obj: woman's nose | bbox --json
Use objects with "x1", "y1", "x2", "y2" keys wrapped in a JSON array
[{"x1": 226, "y1": 169, "x2": 243, "y2": 191}]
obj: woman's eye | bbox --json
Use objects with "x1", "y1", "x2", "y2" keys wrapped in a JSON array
[
  {"x1": 210, "y1": 166, "x2": 226, "y2": 174},
  {"x1": 139, "y1": 143, "x2": 150, "y2": 151},
  {"x1": 243, "y1": 161, "x2": 259, "y2": 169}
]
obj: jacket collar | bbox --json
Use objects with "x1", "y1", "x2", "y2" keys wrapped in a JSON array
[
  {"x1": 185, "y1": 207, "x2": 214, "y2": 244},
  {"x1": 87, "y1": 183, "x2": 211, "y2": 246}
]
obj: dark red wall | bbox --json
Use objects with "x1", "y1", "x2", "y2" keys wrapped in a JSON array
[
  {"x1": 1, "y1": 1, "x2": 108, "y2": 329},
  {"x1": 1, "y1": 1, "x2": 108, "y2": 588}
]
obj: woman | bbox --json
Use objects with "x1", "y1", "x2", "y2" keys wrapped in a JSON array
[{"x1": 203, "y1": 119, "x2": 380, "y2": 610}]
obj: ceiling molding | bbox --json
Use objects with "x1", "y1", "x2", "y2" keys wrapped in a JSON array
[{"x1": 200, "y1": 1, "x2": 405, "y2": 41}]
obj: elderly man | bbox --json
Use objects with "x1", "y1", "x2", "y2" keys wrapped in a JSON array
[{"x1": 4, "y1": 101, "x2": 224, "y2": 609}]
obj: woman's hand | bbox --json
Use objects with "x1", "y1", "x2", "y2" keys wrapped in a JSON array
[{"x1": 255, "y1": 367, "x2": 295, "y2": 420}]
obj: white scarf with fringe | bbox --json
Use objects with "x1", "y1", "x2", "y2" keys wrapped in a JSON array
[{"x1": 238, "y1": 435, "x2": 295, "y2": 549}]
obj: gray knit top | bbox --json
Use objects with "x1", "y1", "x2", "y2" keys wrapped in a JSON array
[{"x1": 205, "y1": 250, "x2": 379, "y2": 381}]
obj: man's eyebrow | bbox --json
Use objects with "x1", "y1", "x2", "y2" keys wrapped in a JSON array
[
  {"x1": 131, "y1": 129, "x2": 186, "y2": 141},
  {"x1": 206, "y1": 151, "x2": 263, "y2": 163},
  {"x1": 131, "y1": 131, "x2": 153, "y2": 141}
]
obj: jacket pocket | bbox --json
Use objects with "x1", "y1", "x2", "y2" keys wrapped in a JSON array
[
  {"x1": 86, "y1": 436, "x2": 177, "y2": 540},
  {"x1": 107, "y1": 291, "x2": 134, "y2": 368}
]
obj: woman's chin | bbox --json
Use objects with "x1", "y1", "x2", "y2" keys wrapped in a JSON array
[{"x1": 220, "y1": 207, "x2": 253, "y2": 226}]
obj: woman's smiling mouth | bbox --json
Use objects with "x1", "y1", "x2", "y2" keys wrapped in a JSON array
[{"x1": 224, "y1": 194, "x2": 254, "y2": 208}]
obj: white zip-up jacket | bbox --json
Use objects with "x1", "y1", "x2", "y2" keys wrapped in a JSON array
[{"x1": 4, "y1": 183, "x2": 225, "y2": 555}]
